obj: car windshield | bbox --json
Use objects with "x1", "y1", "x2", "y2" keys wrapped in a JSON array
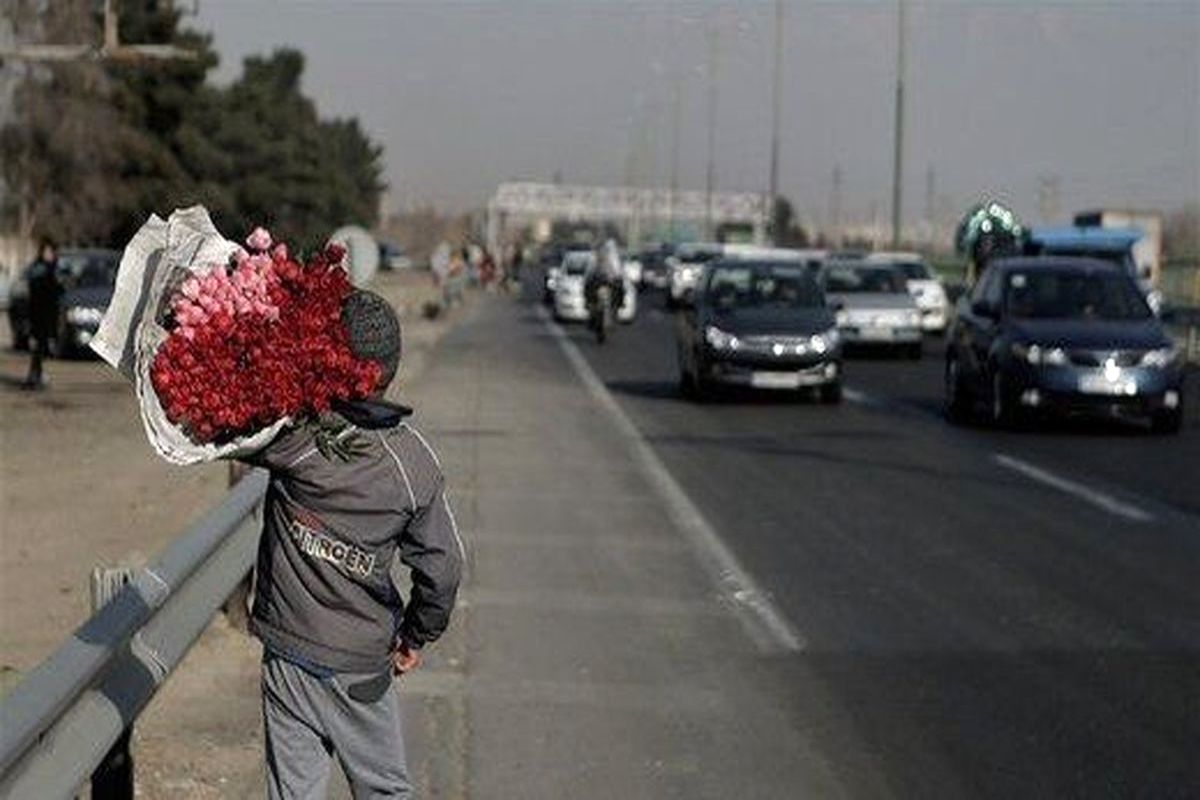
[
  {"x1": 1004, "y1": 270, "x2": 1151, "y2": 320},
  {"x1": 824, "y1": 265, "x2": 905, "y2": 293},
  {"x1": 563, "y1": 254, "x2": 594, "y2": 275},
  {"x1": 706, "y1": 263, "x2": 824, "y2": 309},
  {"x1": 894, "y1": 262, "x2": 932, "y2": 280},
  {"x1": 677, "y1": 247, "x2": 721, "y2": 264},
  {"x1": 59, "y1": 253, "x2": 117, "y2": 288}
]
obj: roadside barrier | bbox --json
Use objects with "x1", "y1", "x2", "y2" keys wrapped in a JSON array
[{"x1": 0, "y1": 471, "x2": 267, "y2": 799}]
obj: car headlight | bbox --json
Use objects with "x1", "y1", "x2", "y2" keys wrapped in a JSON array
[
  {"x1": 1141, "y1": 345, "x2": 1179, "y2": 368},
  {"x1": 1011, "y1": 342, "x2": 1068, "y2": 366},
  {"x1": 835, "y1": 310, "x2": 849, "y2": 327},
  {"x1": 809, "y1": 327, "x2": 839, "y2": 354},
  {"x1": 705, "y1": 325, "x2": 739, "y2": 351},
  {"x1": 66, "y1": 306, "x2": 104, "y2": 325}
]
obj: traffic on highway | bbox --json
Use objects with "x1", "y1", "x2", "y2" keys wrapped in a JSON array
[{"x1": 528, "y1": 235, "x2": 1198, "y2": 795}]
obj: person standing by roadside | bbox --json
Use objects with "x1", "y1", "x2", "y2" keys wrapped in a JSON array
[
  {"x1": 243, "y1": 290, "x2": 463, "y2": 799},
  {"x1": 24, "y1": 238, "x2": 61, "y2": 390}
]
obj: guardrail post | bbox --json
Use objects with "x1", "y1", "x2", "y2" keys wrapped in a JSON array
[
  {"x1": 92, "y1": 730, "x2": 133, "y2": 799},
  {"x1": 89, "y1": 567, "x2": 136, "y2": 800}
]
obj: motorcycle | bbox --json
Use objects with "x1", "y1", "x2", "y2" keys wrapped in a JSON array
[{"x1": 588, "y1": 282, "x2": 614, "y2": 344}]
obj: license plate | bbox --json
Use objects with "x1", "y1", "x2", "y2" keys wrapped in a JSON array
[
  {"x1": 751, "y1": 372, "x2": 802, "y2": 390},
  {"x1": 1078, "y1": 372, "x2": 1136, "y2": 396},
  {"x1": 861, "y1": 326, "x2": 894, "y2": 341}
]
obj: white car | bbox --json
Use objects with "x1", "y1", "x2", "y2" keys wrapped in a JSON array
[
  {"x1": 553, "y1": 252, "x2": 594, "y2": 321},
  {"x1": 667, "y1": 243, "x2": 724, "y2": 306},
  {"x1": 867, "y1": 252, "x2": 948, "y2": 332},
  {"x1": 554, "y1": 252, "x2": 636, "y2": 323},
  {"x1": 823, "y1": 261, "x2": 923, "y2": 358}
]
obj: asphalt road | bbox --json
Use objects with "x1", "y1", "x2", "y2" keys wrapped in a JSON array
[{"x1": 540, "y1": 278, "x2": 1200, "y2": 798}]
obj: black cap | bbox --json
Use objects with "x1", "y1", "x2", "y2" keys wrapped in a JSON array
[{"x1": 342, "y1": 290, "x2": 401, "y2": 391}]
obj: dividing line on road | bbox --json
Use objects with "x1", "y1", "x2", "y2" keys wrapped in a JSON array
[
  {"x1": 538, "y1": 307, "x2": 806, "y2": 654},
  {"x1": 992, "y1": 453, "x2": 1155, "y2": 523},
  {"x1": 842, "y1": 387, "x2": 881, "y2": 407}
]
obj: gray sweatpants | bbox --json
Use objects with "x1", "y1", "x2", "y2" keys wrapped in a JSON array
[{"x1": 261, "y1": 657, "x2": 412, "y2": 799}]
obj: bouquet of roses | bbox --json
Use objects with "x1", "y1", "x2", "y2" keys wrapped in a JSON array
[{"x1": 92, "y1": 206, "x2": 379, "y2": 464}]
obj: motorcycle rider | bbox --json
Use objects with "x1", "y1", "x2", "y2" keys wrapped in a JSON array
[{"x1": 584, "y1": 239, "x2": 625, "y2": 316}]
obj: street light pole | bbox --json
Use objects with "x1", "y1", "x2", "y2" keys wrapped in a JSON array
[
  {"x1": 768, "y1": 0, "x2": 784, "y2": 244},
  {"x1": 669, "y1": 76, "x2": 681, "y2": 243},
  {"x1": 890, "y1": 0, "x2": 907, "y2": 248},
  {"x1": 705, "y1": 26, "x2": 719, "y2": 241}
]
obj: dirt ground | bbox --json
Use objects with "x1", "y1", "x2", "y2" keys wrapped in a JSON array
[{"x1": 0, "y1": 268, "x2": 472, "y2": 797}]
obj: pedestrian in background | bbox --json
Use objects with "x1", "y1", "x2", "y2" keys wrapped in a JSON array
[{"x1": 24, "y1": 238, "x2": 60, "y2": 390}]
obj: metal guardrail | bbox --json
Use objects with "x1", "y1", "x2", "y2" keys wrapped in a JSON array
[{"x1": 0, "y1": 470, "x2": 268, "y2": 799}]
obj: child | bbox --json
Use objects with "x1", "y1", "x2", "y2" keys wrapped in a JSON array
[{"x1": 242, "y1": 289, "x2": 463, "y2": 798}]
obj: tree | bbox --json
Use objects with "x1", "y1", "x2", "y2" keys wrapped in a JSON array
[{"x1": 1, "y1": 3, "x2": 385, "y2": 252}]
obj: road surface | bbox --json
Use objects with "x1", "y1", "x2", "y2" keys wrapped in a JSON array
[{"x1": 415, "y1": 277, "x2": 1199, "y2": 798}]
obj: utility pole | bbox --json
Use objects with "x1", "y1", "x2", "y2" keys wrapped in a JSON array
[
  {"x1": 890, "y1": 0, "x2": 906, "y2": 248},
  {"x1": 830, "y1": 164, "x2": 843, "y2": 246},
  {"x1": 669, "y1": 76, "x2": 681, "y2": 243},
  {"x1": 767, "y1": 0, "x2": 784, "y2": 243},
  {"x1": 924, "y1": 164, "x2": 935, "y2": 226},
  {"x1": 705, "y1": 25, "x2": 719, "y2": 241}
]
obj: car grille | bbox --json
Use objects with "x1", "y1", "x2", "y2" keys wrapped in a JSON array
[{"x1": 1066, "y1": 349, "x2": 1143, "y2": 368}]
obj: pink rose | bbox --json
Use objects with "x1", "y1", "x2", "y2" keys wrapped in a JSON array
[{"x1": 246, "y1": 227, "x2": 272, "y2": 252}]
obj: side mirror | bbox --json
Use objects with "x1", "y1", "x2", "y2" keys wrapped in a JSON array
[
  {"x1": 827, "y1": 298, "x2": 844, "y2": 311},
  {"x1": 971, "y1": 299, "x2": 998, "y2": 320}
]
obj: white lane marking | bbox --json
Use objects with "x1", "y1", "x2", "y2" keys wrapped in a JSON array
[
  {"x1": 538, "y1": 306, "x2": 805, "y2": 654},
  {"x1": 842, "y1": 387, "x2": 874, "y2": 406},
  {"x1": 992, "y1": 453, "x2": 1155, "y2": 523}
]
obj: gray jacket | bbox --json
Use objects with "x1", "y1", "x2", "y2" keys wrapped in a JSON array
[{"x1": 244, "y1": 400, "x2": 463, "y2": 674}]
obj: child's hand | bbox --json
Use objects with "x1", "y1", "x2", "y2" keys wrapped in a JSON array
[{"x1": 391, "y1": 641, "x2": 421, "y2": 676}]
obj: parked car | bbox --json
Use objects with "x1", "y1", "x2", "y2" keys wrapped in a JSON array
[
  {"x1": 8, "y1": 248, "x2": 119, "y2": 355},
  {"x1": 867, "y1": 252, "x2": 949, "y2": 332},
  {"x1": 377, "y1": 240, "x2": 412, "y2": 271},
  {"x1": 822, "y1": 261, "x2": 923, "y2": 358},
  {"x1": 676, "y1": 258, "x2": 842, "y2": 401},
  {"x1": 944, "y1": 256, "x2": 1184, "y2": 433}
]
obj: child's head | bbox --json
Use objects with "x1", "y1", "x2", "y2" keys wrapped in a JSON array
[{"x1": 343, "y1": 290, "x2": 401, "y2": 395}]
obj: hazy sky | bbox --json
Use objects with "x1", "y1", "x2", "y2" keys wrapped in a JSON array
[{"x1": 193, "y1": 0, "x2": 1199, "y2": 224}]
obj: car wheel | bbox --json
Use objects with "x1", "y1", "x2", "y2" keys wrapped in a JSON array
[
  {"x1": 944, "y1": 355, "x2": 973, "y2": 423},
  {"x1": 907, "y1": 343, "x2": 923, "y2": 360},
  {"x1": 819, "y1": 381, "x2": 843, "y2": 404}
]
